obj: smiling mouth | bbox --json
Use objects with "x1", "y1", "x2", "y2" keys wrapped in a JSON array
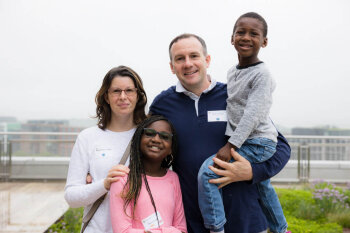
[
  {"x1": 150, "y1": 146, "x2": 161, "y2": 151},
  {"x1": 184, "y1": 70, "x2": 198, "y2": 76},
  {"x1": 239, "y1": 44, "x2": 252, "y2": 49}
]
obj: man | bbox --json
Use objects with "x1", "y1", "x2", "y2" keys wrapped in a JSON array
[{"x1": 149, "y1": 33, "x2": 290, "y2": 233}]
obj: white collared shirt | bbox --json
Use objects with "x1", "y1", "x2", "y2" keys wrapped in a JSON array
[{"x1": 175, "y1": 75, "x2": 217, "y2": 116}]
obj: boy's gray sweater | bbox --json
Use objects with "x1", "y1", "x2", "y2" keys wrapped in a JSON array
[{"x1": 225, "y1": 62, "x2": 277, "y2": 148}]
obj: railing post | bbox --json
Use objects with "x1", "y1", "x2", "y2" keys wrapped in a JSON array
[
  {"x1": 0, "y1": 141, "x2": 11, "y2": 181},
  {"x1": 298, "y1": 144, "x2": 310, "y2": 183}
]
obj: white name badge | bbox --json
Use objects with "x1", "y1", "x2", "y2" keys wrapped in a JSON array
[
  {"x1": 207, "y1": 110, "x2": 227, "y2": 122},
  {"x1": 142, "y1": 211, "x2": 164, "y2": 230}
]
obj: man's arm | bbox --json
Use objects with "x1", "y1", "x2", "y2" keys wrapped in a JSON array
[
  {"x1": 209, "y1": 132, "x2": 290, "y2": 188},
  {"x1": 250, "y1": 131, "x2": 290, "y2": 184}
]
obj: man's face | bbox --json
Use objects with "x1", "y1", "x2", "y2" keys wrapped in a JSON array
[{"x1": 169, "y1": 37, "x2": 211, "y2": 94}]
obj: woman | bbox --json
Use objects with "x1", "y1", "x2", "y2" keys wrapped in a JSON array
[{"x1": 64, "y1": 65, "x2": 147, "y2": 233}]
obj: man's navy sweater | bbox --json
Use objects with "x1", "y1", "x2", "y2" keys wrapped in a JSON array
[{"x1": 149, "y1": 82, "x2": 290, "y2": 233}]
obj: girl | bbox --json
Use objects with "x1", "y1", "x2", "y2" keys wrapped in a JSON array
[{"x1": 110, "y1": 115, "x2": 187, "y2": 233}]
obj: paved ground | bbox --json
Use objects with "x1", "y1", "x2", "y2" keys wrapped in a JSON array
[{"x1": 0, "y1": 182, "x2": 68, "y2": 233}]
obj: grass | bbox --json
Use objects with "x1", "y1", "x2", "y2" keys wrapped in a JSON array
[{"x1": 48, "y1": 181, "x2": 350, "y2": 232}]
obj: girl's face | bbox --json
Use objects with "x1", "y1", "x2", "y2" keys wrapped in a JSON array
[{"x1": 140, "y1": 120, "x2": 172, "y2": 163}]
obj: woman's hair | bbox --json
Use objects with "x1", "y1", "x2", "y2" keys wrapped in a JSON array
[
  {"x1": 122, "y1": 115, "x2": 178, "y2": 219},
  {"x1": 95, "y1": 65, "x2": 147, "y2": 130}
]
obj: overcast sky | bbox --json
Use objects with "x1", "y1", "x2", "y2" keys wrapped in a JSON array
[{"x1": 1, "y1": 0, "x2": 349, "y2": 128}]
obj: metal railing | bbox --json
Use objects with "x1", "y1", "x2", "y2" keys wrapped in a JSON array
[{"x1": 0, "y1": 133, "x2": 350, "y2": 181}]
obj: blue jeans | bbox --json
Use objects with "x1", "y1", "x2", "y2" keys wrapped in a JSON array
[{"x1": 197, "y1": 138, "x2": 287, "y2": 233}]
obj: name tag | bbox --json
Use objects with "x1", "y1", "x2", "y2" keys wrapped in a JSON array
[
  {"x1": 94, "y1": 146, "x2": 112, "y2": 157},
  {"x1": 208, "y1": 110, "x2": 227, "y2": 122},
  {"x1": 142, "y1": 211, "x2": 164, "y2": 230}
]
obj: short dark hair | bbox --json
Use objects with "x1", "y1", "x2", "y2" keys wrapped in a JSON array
[
  {"x1": 95, "y1": 66, "x2": 147, "y2": 129},
  {"x1": 233, "y1": 12, "x2": 268, "y2": 37},
  {"x1": 168, "y1": 33, "x2": 207, "y2": 60}
]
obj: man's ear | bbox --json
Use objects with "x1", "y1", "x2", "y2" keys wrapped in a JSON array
[
  {"x1": 205, "y1": 54, "x2": 211, "y2": 68},
  {"x1": 170, "y1": 61, "x2": 175, "y2": 74},
  {"x1": 262, "y1": 37, "x2": 268, "y2": 48}
]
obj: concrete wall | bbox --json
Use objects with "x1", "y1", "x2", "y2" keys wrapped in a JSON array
[
  {"x1": 272, "y1": 160, "x2": 350, "y2": 183},
  {"x1": 10, "y1": 157, "x2": 69, "y2": 179}
]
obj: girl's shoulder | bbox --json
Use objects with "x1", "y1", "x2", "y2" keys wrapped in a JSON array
[{"x1": 166, "y1": 170, "x2": 180, "y2": 182}]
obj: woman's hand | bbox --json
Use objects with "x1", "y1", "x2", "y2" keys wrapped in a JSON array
[
  {"x1": 208, "y1": 148, "x2": 253, "y2": 189},
  {"x1": 104, "y1": 164, "x2": 130, "y2": 190}
]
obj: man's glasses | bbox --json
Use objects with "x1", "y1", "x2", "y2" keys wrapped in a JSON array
[
  {"x1": 109, "y1": 88, "x2": 138, "y2": 97},
  {"x1": 143, "y1": 128, "x2": 173, "y2": 141}
]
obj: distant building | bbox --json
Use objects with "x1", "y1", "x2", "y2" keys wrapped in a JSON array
[
  {"x1": 0, "y1": 116, "x2": 18, "y2": 123},
  {"x1": 291, "y1": 126, "x2": 350, "y2": 136},
  {"x1": 288, "y1": 126, "x2": 350, "y2": 161},
  {"x1": 11, "y1": 120, "x2": 84, "y2": 157}
]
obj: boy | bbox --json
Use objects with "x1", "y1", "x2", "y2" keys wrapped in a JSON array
[{"x1": 197, "y1": 12, "x2": 289, "y2": 233}]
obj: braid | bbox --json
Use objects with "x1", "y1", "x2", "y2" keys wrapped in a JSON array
[{"x1": 121, "y1": 115, "x2": 178, "y2": 222}]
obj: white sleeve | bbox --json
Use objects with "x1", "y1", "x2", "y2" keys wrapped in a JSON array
[{"x1": 64, "y1": 133, "x2": 107, "y2": 208}]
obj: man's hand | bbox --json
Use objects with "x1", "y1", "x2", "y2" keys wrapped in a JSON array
[
  {"x1": 209, "y1": 148, "x2": 253, "y2": 189},
  {"x1": 214, "y1": 142, "x2": 235, "y2": 169},
  {"x1": 104, "y1": 164, "x2": 130, "y2": 190}
]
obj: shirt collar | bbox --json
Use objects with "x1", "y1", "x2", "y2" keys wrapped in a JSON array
[{"x1": 175, "y1": 75, "x2": 217, "y2": 97}]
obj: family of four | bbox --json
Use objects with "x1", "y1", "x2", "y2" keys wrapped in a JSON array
[{"x1": 65, "y1": 12, "x2": 291, "y2": 233}]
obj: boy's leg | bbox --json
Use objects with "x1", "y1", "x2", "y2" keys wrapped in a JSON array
[
  {"x1": 257, "y1": 179, "x2": 288, "y2": 233},
  {"x1": 197, "y1": 154, "x2": 226, "y2": 232},
  {"x1": 237, "y1": 138, "x2": 277, "y2": 163},
  {"x1": 238, "y1": 138, "x2": 287, "y2": 233}
]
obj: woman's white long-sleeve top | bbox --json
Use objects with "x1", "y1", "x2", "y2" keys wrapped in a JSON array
[{"x1": 64, "y1": 126, "x2": 135, "y2": 233}]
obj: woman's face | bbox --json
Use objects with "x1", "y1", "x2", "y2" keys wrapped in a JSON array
[
  {"x1": 140, "y1": 120, "x2": 173, "y2": 163},
  {"x1": 105, "y1": 76, "x2": 138, "y2": 119}
]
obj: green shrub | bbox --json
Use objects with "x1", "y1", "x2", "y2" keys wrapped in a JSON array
[
  {"x1": 276, "y1": 188, "x2": 324, "y2": 220},
  {"x1": 286, "y1": 215, "x2": 342, "y2": 233},
  {"x1": 46, "y1": 207, "x2": 83, "y2": 233},
  {"x1": 327, "y1": 210, "x2": 350, "y2": 228}
]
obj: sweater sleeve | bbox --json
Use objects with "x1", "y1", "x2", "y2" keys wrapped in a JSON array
[
  {"x1": 227, "y1": 72, "x2": 274, "y2": 148},
  {"x1": 64, "y1": 133, "x2": 107, "y2": 208},
  {"x1": 251, "y1": 131, "x2": 291, "y2": 184}
]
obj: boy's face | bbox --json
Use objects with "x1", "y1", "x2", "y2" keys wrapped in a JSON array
[{"x1": 232, "y1": 17, "x2": 268, "y2": 65}]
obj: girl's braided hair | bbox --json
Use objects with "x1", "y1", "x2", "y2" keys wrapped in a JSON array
[{"x1": 121, "y1": 115, "x2": 178, "y2": 220}]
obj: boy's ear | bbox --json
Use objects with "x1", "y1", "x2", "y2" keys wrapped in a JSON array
[
  {"x1": 262, "y1": 37, "x2": 268, "y2": 48},
  {"x1": 231, "y1": 35, "x2": 234, "y2": 45}
]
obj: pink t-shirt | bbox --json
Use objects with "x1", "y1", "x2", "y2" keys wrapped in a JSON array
[{"x1": 110, "y1": 170, "x2": 187, "y2": 233}]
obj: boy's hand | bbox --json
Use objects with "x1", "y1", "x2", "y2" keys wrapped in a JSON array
[{"x1": 214, "y1": 142, "x2": 235, "y2": 169}]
